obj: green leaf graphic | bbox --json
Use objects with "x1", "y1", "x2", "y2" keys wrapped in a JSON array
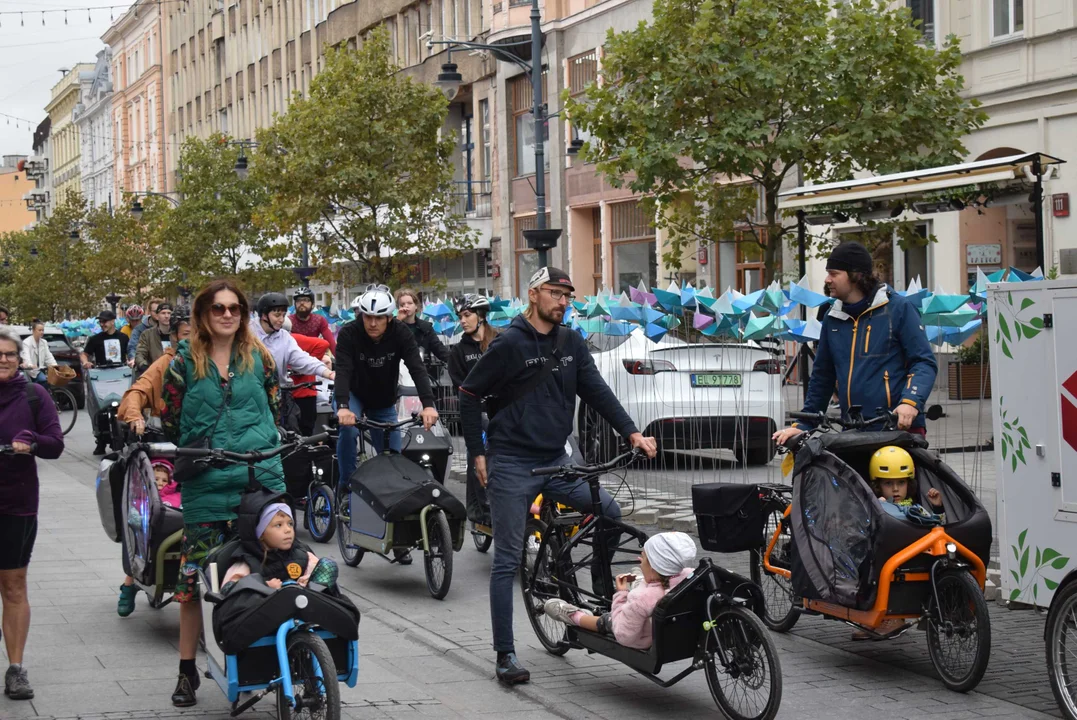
[
  {"x1": 1010, "y1": 588, "x2": 1022, "y2": 601},
  {"x1": 1031, "y1": 316, "x2": 1045, "y2": 329},
  {"x1": 1043, "y1": 548, "x2": 1061, "y2": 565},
  {"x1": 999, "y1": 314, "x2": 1012, "y2": 341},
  {"x1": 1019, "y1": 529, "x2": 1028, "y2": 547},
  {"x1": 1052, "y1": 556, "x2": 1070, "y2": 570},
  {"x1": 1002, "y1": 340, "x2": 1012, "y2": 359},
  {"x1": 1022, "y1": 324, "x2": 1040, "y2": 340},
  {"x1": 1036, "y1": 548, "x2": 1042, "y2": 567},
  {"x1": 1021, "y1": 298, "x2": 1035, "y2": 311},
  {"x1": 1021, "y1": 546, "x2": 1030, "y2": 576},
  {"x1": 1011, "y1": 570, "x2": 1021, "y2": 584},
  {"x1": 1046, "y1": 578, "x2": 1060, "y2": 591}
]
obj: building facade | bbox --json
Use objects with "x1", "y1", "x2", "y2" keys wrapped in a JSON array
[
  {"x1": 74, "y1": 48, "x2": 116, "y2": 211},
  {"x1": 0, "y1": 155, "x2": 37, "y2": 233},
  {"x1": 104, "y1": 0, "x2": 168, "y2": 200},
  {"x1": 46, "y1": 64, "x2": 94, "y2": 210},
  {"x1": 23, "y1": 118, "x2": 52, "y2": 222}
]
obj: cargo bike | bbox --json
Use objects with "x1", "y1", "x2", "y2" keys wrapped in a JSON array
[
  {"x1": 743, "y1": 408, "x2": 993, "y2": 692},
  {"x1": 521, "y1": 449, "x2": 783, "y2": 720},
  {"x1": 145, "y1": 433, "x2": 361, "y2": 719}
]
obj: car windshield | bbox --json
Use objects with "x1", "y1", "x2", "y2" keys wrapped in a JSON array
[{"x1": 44, "y1": 333, "x2": 72, "y2": 353}]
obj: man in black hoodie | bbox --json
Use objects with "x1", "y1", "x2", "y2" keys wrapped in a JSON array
[
  {"x1": 459, "y1": 267, "x2": 657, "y2": 685},
  {"x1": 335, "y1": 285, "x2": 439, "y2": 489}
]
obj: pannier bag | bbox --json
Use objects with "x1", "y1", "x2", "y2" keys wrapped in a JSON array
[
  {"x1": 351, "y1": 453, "x2": 465, "y2": 523},
  {"x1": 691, "y1": 483, "x2": 763, "y2": 553}
]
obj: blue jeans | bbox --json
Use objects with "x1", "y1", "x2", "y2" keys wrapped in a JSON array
[
  {"x1": 487, "y1": 452, "x2": 622, "y2": 654},
  {"x1": 335, "y1": 394, "x2": 401, "y2": 486},
  {"x1": 30, "y1": 371, "x2": 46, "y2": 385}
]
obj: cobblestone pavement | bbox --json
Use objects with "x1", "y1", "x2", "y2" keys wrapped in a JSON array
[{"x1": 2, "y1": 420, "x2": 1056, "y2": 720}]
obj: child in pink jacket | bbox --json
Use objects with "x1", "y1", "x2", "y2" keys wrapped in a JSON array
[{"x1": 543, "y1": 532, "x2": 697, "y2": 650}]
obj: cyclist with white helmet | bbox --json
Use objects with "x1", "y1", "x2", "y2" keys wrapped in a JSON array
[{"x1": 336, "y1": 283, "x2": 439, "y2": 495}]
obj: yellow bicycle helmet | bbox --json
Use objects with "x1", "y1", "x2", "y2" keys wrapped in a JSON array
[{"x1": 869, "y1": 446, "x2": 915, "y2": 480}]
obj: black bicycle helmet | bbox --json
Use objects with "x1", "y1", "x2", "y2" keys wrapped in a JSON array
[
  {"x1": 293, "y1": 287, "x2": 315, "y2": 303},
  {"x1": 453, "y1": 293, "x2": 491, "y2": 317},
  {"x1": 256, "y1": 292, "x2": 290, "y2": 316},
  {"x1": 170, "y1": 307, "x2": 191, "y2": 334}
]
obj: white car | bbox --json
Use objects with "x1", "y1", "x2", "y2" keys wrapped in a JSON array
[{"x1": 574, "y1": 329, "x2": 784, "y2": 465}]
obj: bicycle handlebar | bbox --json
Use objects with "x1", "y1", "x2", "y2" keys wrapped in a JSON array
[
  {"x1": 788, "y1": 409, "x2": 897, "y2": 432},
  {"x1": 531, "y1": 448, "x2": 643, "y2": 478},
  {"x1": 0, "y1": 443, "x2": 37, "y2": 454},
  {"x1": 281, "y1": 381, "x2": 319, "y2": 392},
  {"x1": 136, "y1": 432, "x2": 330, "y2": 464}
]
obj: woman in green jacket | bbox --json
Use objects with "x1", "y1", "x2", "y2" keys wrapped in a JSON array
[{"x1": 161, "y1": 278, "x2": 285, "y2": 708}]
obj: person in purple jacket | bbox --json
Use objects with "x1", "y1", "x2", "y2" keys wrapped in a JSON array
[{"x1": 0, "y1": 325, "x2": 64, "y2": 701}]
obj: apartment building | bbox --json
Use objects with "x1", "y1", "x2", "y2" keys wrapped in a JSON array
[
  {"x1": 103, "y1": 0, "x2": 168, "y2": 201},
  {"x1": 23, "y1": 118, "x2": 52, "y2": 222},
  {"x1": 74, "y1": 48, "x2": 116, "y2": 210},
  {"x1": 0, "y1": 156, "x2": 36, "y2": 233},
  {"x1": 45, "y1": 64, "x2": 94, "y2": 210}
]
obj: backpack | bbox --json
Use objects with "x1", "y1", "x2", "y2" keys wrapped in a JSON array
[{"x1": 24, "y1": 383, "x2": 40, "y2": 429}]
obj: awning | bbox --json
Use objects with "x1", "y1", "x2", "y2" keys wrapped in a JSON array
[{"x1": 777, "y1": 153, "x2": 1064, "y2": 212}]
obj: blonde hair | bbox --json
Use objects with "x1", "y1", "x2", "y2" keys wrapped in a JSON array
[
  {"x1": 395, "y1": 288, "x2": 421, "y2": 307},
  {"x1": 189, "y1": 279, "x2": 274, "y2": 380}
]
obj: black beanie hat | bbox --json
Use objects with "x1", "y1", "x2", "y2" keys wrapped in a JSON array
[{"x1": 826, "y1": 241, "x2": 873, "y2": 275}]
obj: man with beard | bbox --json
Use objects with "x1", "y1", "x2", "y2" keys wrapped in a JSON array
[
  {"x1": 288, "y1": 288, "x2": 336, "y2": 354},
  {"x1": 458, "y1": 267, "x2": 657, "y2": 686}
]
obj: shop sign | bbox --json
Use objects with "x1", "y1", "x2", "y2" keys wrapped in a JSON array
[{"x1": 967, "y1": 243, "x2": 1002, "y2": 265}]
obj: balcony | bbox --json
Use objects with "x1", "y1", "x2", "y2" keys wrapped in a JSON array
[
  {"x1": 23, "y1": 157, "x2": 48, "y2": 180},
  {"x1": 451, "y1": 179, "x2": 493, "y2": 249},
  {"x1": 451, "y1": 179, "x2": 492, "y2": 218}
]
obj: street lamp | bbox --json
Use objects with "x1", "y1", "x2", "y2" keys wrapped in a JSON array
[
  {"x1": 234, "y1": 153, "x2": 249, "y2": 181},
  {"x1": 129, "y1": 191, "x2": 182, "y2": 220},
  {"x1": 105, "y1": 292, "x2": 123, "y2": 314},
  {"x1": 431, "y1": 0, "x2": 562, "y2": 267}
]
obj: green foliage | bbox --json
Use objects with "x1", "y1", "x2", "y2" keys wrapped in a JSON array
[
  {"x1": 163, "y1": 134, "x2": 292, "y2": 293},
  {"x1": 83, "y1": 195, "x2": 171, "y2": 305},
  {"x1": 994, "y1": 291, "x2": 1042, "y2": 360},
  {"x1": 954, "y1": 331, "x2": 986, "y2": 365},
  {"x1": 1009, "y1": 527, "x2": 1070, "y2": 603},
  {"x1": 254, "y1": 28, "x2": 474, "y2": 287},
  {"x1": 998, "y1": 396, "x2": 1031, "y2": 473},
  {"x1": 565, "y1": 0, "x2": 986, "y2": 281}
]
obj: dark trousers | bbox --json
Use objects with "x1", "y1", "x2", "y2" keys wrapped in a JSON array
[{"x1": 295, "y1": 396, "x2": 318, "y2": 436}]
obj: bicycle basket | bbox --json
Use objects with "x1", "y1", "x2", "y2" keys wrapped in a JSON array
[
  {"x1": 47, "y1": 365, "x2": 76, "y2": 386},
  {"x1": 691, "y1": 483, "x2": 764, "y2": 553}
]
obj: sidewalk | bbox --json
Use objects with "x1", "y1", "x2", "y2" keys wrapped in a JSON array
[{"x1": 0, "y1": 444, "x2": 561, "y2": 720}]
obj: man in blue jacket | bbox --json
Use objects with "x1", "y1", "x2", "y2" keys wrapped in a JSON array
[
  {"x1": 774, "y1": 241, "x2": 937, "y2": 445},
  {"x1": 459, "y1": 266, "x2": 657, "y2": 686}
]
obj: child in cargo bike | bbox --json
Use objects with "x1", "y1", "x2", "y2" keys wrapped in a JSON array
[
  {"x1": 221, "y1": 503, "x2": 338, "y2": 591},
  {"x1": 541, "y1": 532, "x2": 696, "y2": 650},
  {"x1": 870, "y1": 446, "x2": 945, "y2": 525}
]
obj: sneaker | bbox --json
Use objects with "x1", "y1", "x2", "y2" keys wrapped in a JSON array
[
  {"x1": 393, "y1": 549, "x2": 413, "y2": 566},
  {"x1": 4, "y1": 666, "x2": 33, "y2": 700},
  {"x1": 543, "y1": 598, "x2": 582, "y2": 625},
  {"x1": 495, "y1": 653, "x2": 530, "y2": 685},
  {"x1": 171, "y1": 672, "x2": 199, "y2": 707},
  {"x1": 117, "y1": 584, "x2": 138, "y2": 617}
]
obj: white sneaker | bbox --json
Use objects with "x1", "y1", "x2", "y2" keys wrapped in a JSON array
[{"x1": 543, "y1": 598, "x2": 582, "y2": 624}]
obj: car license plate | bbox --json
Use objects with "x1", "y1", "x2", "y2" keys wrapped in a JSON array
[{"x1": 691, "y1": 373, "x2": 742, "y2": 388}]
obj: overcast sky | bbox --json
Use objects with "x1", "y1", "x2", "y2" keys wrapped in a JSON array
[{"x1": 0, "y1": 0, "x2": 134, "y2": 156}]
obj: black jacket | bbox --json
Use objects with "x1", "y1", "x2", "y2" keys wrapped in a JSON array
[
  {"x1": 448, "y1": 333, "x2": 485, "y2": 388},
  {"x1": 459, "y1": 315, "x2": 638, "y2": 460},
  {"x1": 405, "y1": 318, "x2": 451, "y2": 365},
  {"x1": 335, "y1": 319, "x2": 436, "y2": 410}
]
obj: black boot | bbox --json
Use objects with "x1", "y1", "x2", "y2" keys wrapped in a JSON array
[
  {"x1": 93, "y1": 438, "x2": 108, "y2": 456},
  {"x1": 171, "y1": 671, "x2": 199, "y2": 707}
]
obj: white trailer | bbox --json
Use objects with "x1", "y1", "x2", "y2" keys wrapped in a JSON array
[{"x1": 988, "y1": 279, "x2": 1076, "y2": 608}]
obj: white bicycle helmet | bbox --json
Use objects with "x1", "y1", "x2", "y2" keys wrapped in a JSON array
[{"x1": 353, "y1": 284, "x2": 395, "y2": 316}]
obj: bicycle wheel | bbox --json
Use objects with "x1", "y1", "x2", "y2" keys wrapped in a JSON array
[
  {"x1": 336, "y1": 491, "x2": 364, "y2": 567},
  {"x1": 276, "y1": 631, "x2": 340, "y2": 720},
  {"x1": 749, "y1": 506, "x2": 799, "y2": 632},
  {"x1": 926, "y1": 570, "x2": 991, "y2": 692},
  {"x1": 306, "y1": 483, "x2": 336, "y2": 544},
  {"x1": 1047, "y1": 579, "x2": 1077, "y2": 719},
  {"x1": 519, "y1": 518, "x2": 570, "y2": 655},
  {"x1": 424, "y1": 509, "x2": 454, "y2": 600},
  {"x1": 472, "y1": 531, "x2": 493, "y2": 553},
  {"x1": 705, "y1": 604, "x2": 782, "y2": 720},
  {"x1": 51, "y1": 387, "x2": 78, "y2": 436}
]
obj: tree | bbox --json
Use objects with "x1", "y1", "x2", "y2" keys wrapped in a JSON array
[
  {"x1": 83, "y1": 195, "x2": 171, "y2": 305},
  {"x1": 163, "y1": 135, "x2": 292, "y2": 292},
  {"x1": 565, "y1": 0, "x2": 987, "y2": 282},
  {"x1": 0, "y1": 196, "x2": 100, "y2": 321},
  {"x1": 254, "y1": 27, "x2": 474, "y2": 287}
]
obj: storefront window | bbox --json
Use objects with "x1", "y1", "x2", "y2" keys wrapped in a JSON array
[{"x1": 615, "y1": 241, "x2": 657, "y2": 294}]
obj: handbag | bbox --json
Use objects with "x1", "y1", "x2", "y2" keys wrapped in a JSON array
[{"x1": 173, "y1": 383, "x2": 231, "y2": 484}]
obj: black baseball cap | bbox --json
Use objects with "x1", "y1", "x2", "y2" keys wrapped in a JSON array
[
  {"x1": 529, "y1": 266, "x2": 575, "y2": 292},
  {"x1": 97, "y1": 310, "x2": 117, "y2": 322}
]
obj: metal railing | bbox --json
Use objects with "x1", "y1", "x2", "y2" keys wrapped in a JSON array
[{"x1": 451, "y1": 179, "x2": 492, "y2": 218}]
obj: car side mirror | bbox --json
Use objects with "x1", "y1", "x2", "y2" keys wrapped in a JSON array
[{"x1": 925, "y1": 404, "x2": 944, "y2": 421}]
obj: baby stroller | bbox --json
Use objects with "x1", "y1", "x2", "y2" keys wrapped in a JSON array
[
  {"x1": 753, "y1": 412, "x2": 993, "y2": 692},
  {"x1": 199, "y1": 485, "x2": 360, "y2": 717},
  {"x1": 85, "y1": 363, "x2": 133, "y2": 452}
]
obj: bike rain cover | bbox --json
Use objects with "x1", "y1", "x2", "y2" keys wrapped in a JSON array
[
  {"x1": 351, "y1": 453, "x2": 465, "y2": 523},
  {"x1": 789, "y1": 439, "x2": 882, "y2": 608}
]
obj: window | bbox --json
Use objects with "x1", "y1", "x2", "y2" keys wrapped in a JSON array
[
  {"x1": 567, "y1": 51, "x2": 597, "y2": 148},
  {"x1": 734, "y1": 229, "x2": 766, "y2": 293},
  {"x1": 992, "y1": 0, "x2": 1024, "y2": 39},
  {"x1": 907, "y1": 0, "x2": 934, "y2": 44},
  {"x1": 611, "y1": 201, "x2": 656, "y2": 294},
  {"x1": 511, "y1": 74, "x2": 548, "y2": 177},
  {"x1": 479, "y1": 98, "x2": 491, "y2": 180},
  {"x1": 514, "y1": 213, "x2": 550, "y2": 296},
  {"x1": 592, "y1": 207, "x2": 603, "y2": 286}
]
